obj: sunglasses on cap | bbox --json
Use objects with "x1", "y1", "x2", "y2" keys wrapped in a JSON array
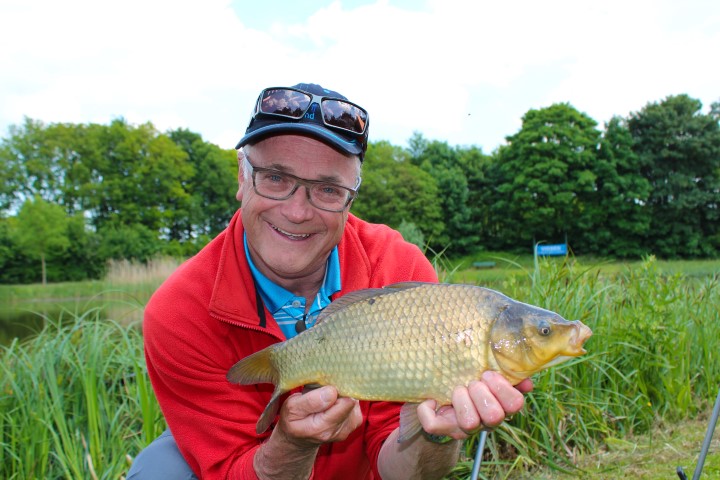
[{"x1": 254, "y1": 87, "x2": 369, "y2": 139}]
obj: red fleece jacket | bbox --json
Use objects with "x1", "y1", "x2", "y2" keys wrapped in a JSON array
[{"x1": 143, "y1": 210, "x2": 438, "y2": 479}]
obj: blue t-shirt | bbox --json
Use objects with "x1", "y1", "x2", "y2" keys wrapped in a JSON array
[{"x1": 244, "y1": 233, "x2": 341, "y2": 339}]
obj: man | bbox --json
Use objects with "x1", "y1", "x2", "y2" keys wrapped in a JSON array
[{"x1": 128, "y1": 83, "x2": 531, "y2": 479}]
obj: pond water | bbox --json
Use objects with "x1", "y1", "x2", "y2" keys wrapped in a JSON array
[
  {"x1": 0, "y1": 310, "x2": 50, "y2": 345},
  {"x1": 0, "y1": 302, "x2": 144, "y2": 346}
]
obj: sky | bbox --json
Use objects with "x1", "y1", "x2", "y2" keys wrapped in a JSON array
[{"x1": 1, "y1": 0, "x2": 718, "y2": 153}]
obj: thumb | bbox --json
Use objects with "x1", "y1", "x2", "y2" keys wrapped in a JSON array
[{"x1": 299, "y1": 386, "x2": 338, "y2": 414}]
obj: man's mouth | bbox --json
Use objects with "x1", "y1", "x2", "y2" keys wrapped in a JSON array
[{"x1": 271, "y1": 224, "x2": 311, "y2": 240}]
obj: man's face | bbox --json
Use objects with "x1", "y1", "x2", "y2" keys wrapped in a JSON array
[{"x1": 237, "y1": 134, "x2": 360, "y2": 287}]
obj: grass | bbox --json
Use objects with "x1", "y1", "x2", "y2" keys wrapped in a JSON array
[
  {"x1": 0, "y1": 256, "x2": 719, "y2": 478},
  {"x1": 447, "y1": 252, "x2": 720, "y2": 287},
  {"x1": 0, "y1": 313, "x2": 165, "y2": 479},
  {"x1": 446, "y1": 256, "x2": 720, "y2": 479},
  {"x1": 514, "y1": 412, "x2": 720, "y2": 479}
]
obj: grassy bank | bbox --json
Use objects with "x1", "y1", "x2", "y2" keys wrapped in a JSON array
[
  {"x1": 447, "y1": 257, "x2": 720, "y2": 478},
  {"x1": 0, "y1": 314, "x2": 165, "y2": 479},
  {"x1": 0, "y1": 257, "x2": 719, "y2": 478}
]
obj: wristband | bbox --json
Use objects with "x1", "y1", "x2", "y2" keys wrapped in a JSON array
[{"x1": 421, "y1": 429, "x2": 454, "y2": 444}]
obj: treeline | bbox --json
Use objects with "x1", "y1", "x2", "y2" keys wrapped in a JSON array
[
  {"x1": 355, "y1": 94, "x2": 720, "y2": 259},
  {"x1": 1, "y1": 94, "x2": 719, "y2": 284},
  {"x1": 0, "y1": 122, "x2": 238, "y2": 283}
]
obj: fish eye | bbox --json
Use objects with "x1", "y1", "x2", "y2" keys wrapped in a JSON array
[{"x1": 538, "y1": 322, "x2": 552, "y2": 336}]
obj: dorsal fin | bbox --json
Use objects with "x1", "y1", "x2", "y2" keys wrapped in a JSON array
[
  {"x1": 383, "y1": 281, "x2": 434, "y2": 290},
  {"x1": 315, "y1": 282, "x2": 431, "y2": 325}
]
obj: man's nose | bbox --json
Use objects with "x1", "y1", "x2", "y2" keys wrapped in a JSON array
[{"x1": 281, "y1": 185, "x2": 315, "y2": 221}]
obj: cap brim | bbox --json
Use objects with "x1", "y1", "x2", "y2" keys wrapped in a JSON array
[{"x1": 235, "y1": 123, "x2": 363, "y2": 156}]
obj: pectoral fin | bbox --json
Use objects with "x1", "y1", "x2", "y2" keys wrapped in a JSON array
[
  {"x1": 256, "y1": 386, "x2": 284, "y2": 434},
  {"x1": 398, "y1": 403, "x2": 423, "y2": 443}
]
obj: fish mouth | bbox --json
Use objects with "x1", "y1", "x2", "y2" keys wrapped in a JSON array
[
  {"x1": 271, "y1": 224, "x2": 312, "y2": 241},
  {"x1": 570, "y1": 321, "x2": 593, "y2": 355}
]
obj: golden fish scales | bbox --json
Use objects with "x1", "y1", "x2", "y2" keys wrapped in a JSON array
[{"x1": 274, "y1": 283, "x2": 493, "y2": 404}]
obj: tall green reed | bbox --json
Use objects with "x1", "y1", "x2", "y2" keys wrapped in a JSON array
[
  {"x1": 0, "y1": 311, "x2": 164, "y2": 479},
  {"x1": 449, "y1": 256, "x2": 720, "y2": 479}
]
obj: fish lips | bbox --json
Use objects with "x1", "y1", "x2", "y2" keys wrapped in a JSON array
[{"x1": 569, "y1": 320, "x2": 593, "y2": 355}]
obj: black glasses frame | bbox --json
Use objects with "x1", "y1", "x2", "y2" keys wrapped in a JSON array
[{"x1": 246, "y1": 159, "x2": 361, "y2": 213}]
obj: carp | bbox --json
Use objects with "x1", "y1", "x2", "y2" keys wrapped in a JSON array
[{"x1": 227, "y1": 282, "x2": 592, "y2": 440}]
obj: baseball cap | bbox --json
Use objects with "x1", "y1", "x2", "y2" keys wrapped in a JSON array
[{"x1": 235, "y1": 83, "x2": 369, "y2": 160}]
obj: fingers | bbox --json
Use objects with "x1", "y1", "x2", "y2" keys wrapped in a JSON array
[
  {"x1": 279, "y1": 386, "x2": 362, "y2": 445},
  {"x1": 515, "y1": 377, "x2": 534, "y2": 394},
  {"x1": 419, "y1": 372, "x2": 529, "y2": 439},
  {"x1": 417, "y1": 399, "x2": 457, "y2": 433},
  {"x1": 477, "y1": 371, "x2": 526, "y2": 417}
]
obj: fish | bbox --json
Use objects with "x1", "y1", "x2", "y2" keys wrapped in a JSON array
[{"x1": 226, "y1": 282, "x2": 592, "y2": 441}]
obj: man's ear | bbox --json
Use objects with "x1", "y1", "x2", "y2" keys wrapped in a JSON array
[{"x1": 236, "y1": 151, "x2": 245, "y2": 201}]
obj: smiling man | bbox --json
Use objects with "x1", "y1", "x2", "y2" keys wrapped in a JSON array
[{"x1": 127, "y1": 83, "x2": 531, "y2": 480}]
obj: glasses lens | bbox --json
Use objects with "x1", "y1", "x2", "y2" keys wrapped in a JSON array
[
  {"x1": 253, "y1": 167, "x2": 353, "y2": 212},
  {"x1": 259, "y1": 89, "x2": 312, "y2": 118},
  {"x1": 321, "y1": 99, "x2": 368, "y2": 134},
  {"x1": 308, "y1": 184, "x2": 352, "y2": 211},
  {"x1": 254, "y1": 169, "x2": 295, "y2": 197}
]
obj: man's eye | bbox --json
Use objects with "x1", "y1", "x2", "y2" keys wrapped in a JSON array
[
  {"x1": 320, "y1": 185, "x2": 342, "y2": 197},
  {"x1": 263, "y1": 172, "x2": 286, "y2": 183}
]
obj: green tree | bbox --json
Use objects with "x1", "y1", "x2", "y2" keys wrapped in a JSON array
[
  {"x1": 0, "y1": 118, "x2": 53, "y2": 211},
  {"x1": 0, "y1": 120, "x2": 106, "y2": 222},
  {"x1": 0, "y1": 117, "x2": 251, "y2": 281},
  {"x1": 493, "y1": 103, "x2": 601, "y2": 250},
  {"x1": 0, "y1": 146, "x2": 20, "y2": 212},
  {"x1": 90, "y1": 119, "x2": 193, "y2": 237},
  {"x1": 593, "y1": 117, "x2": 652, "y2": 257},
  {"x1": 97, "y1": 223, "x2": 161, "y2": 261},
  {"x1": 628, "y1": 94, "x2": 720, "y2": 257},
  {"x1": 456, "y1": 146, "x2": 496, "y2": 251},
  {"x1": 351, "y1": 141, "x2": 444, "y2": 242},
  {"x1": 409, "y1": 135, "x2": 477, "y2": 254},
  {"x1": 13, "y1": 197, "x2": 70, "y2": 285},
  {"x1": 168, "y1": 129, "x2": 238, "y2": 239},
  {"x1": 54, "y1": 213, "x2": 104, "y2": 281}
]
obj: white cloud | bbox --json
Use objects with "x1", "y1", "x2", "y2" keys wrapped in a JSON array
[{"x1": 1, "y1": 0, "x2": 718, "y2": 152}]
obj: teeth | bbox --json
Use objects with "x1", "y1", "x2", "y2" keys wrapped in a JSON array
[{"x1": 273, "y1": 225, "x2": 310, "y2": 239}]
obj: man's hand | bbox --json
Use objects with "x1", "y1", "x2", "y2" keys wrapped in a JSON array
[
  {"x1": 278, "y1": 385, "x2": 362, "y2": 445},
  {"x1": 254, "y1": 386, "x2": 362, "y2": 479},
  {"x1": 417, "y1": 372, "x2": 533, "y2": 439}
]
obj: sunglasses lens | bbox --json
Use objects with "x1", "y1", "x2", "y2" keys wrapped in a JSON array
[
  {"x1": 321, "y1": 99, "x2": 368, "y2": 134},
  {"x1": 259, "y1": 89, "x2": 312, "y2": 118}
]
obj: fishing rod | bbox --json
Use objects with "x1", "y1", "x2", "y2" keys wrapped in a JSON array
[
  {"x1": 676, "y1": 386, "x2": 720, "y2": 480},
  {"x1": 470, "y1": 430, "x2": 488, "y2": 480}
]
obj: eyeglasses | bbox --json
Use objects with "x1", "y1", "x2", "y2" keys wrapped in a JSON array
[
  {"x1": 245, "y1": 158, "x2": 361, "y2": 213},
  {"x1": 254, "y1": 87, "x2": 368, "y2": 138}
]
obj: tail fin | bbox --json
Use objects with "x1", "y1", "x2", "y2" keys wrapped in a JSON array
[
  {"x1": 227, "y1": 345, "x2": 278, "y2": 385},
  {"x1": 227, "y1": 346, "x2": 284, "y2": 434}
]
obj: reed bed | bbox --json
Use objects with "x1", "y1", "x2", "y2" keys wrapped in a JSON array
[
  {"x1": 449, "y1": 257, "x2": 720, "y2": 478},
  {"x1": 0, "y1": 311, "x2": 164, "y2": 479},
  {"x1": 104, "y1": 257, "x2": 181, "y2": 287},
  {"x1": 0, "y1": 257, "x2": 718, "y2": 479}
]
